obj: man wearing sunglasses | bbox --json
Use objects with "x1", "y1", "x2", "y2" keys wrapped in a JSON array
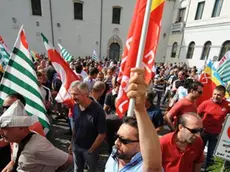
[
  {"x1": 165, "y1": 81, "x2": 203, "y2": 130},
  {"x1": 160, "y1": 112, "x2": 204, "y2": 172},
  {"x1": 198, "y1": 85, "x2": 230, "y2": 171},
  {"x1": 105, "y1": 68, "x2": 162, "y2": 172}
]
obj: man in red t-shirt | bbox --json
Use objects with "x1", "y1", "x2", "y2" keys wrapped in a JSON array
[
  {"x1": 165, "y1": 81, "x2": 203, "y2": 130},
  {"x1": 198, "y1": 85, "x2": 230, "y2": 171},
  {"x1": 160, "y1": 112, "x2": 204, "y2": 172}
]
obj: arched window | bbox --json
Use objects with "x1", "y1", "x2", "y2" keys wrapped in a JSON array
[
  {"x1": 200, "y1": 41, "x2": 212, "y2": 60},
  {"x1": 219, "y1": 41, "x2": 230, "y2": 60},
  {"x1": 186, "y1": 41, "x2": 195, "y2": 59},
  {"x1": 171, "y1": 42, "x2": 178, "y2": 58},
  {"x1": 109, "y1": 43, "x2": 120, "y2": 61}
]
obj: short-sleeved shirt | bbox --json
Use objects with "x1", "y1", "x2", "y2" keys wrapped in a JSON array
[
  {"x1": 73, "y1": 100, "x2": 107, "y2": 149},
  {"x1": 83, "y1": 77, "x2": 95, "y2": 92},
  {"x1": 105, "y1": 147, "x2": 143, "y2": 172},
  {"x1": 154, "y1": 74, "x2": 165, "y2": 92},
  {"x1": 160, "y1": 132, "x2": 204, "y2": 172},
  {"x1": 147, "y1": 105, "x2": 163, "y2": 128},
  {"x1": 198, "y1": 99, "x2": 230, "y2": 134},
  {"x1": 168, "y1": 98, "x2": 197, "y2": 125},
  {"x1": 13, "y1": 133, "x2": 68, "y2": 172}
]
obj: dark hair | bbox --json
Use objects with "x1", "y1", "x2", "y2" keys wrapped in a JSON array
[
  {"x1": 89, "y1": 67, "x2": 99, "y2": 76},
  {"x1": 36, "y1": 71, "x2": 43, "y2": 77},
  {"x1": 75, "y1": 63, "x2": 83, "y2": 74},
  {"x1": 7, "y1": 93, "x2": 26, "y2": 106},
  {"x1": 215, "y1": 85, "x2": 226, "y2": 94},
  {"x1": 188, "y1": 81, "x2": 203, "y2": 93},
  {"x1": 123, "y1": 117, "x2": 138, "y2": 138},
  {"x1": 146, "y1": 90, "x2": 155, "y2": 104},
  {"x1": 183, "y1": 78, "x2": 193, "y2": 89}
]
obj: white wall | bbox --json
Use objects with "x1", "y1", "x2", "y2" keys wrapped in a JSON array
[
  {"x1": 156, "y1": 0, "x2": 175, "y2": 63},
  {"x1": 181, "y1": 0, "x2": 230, "y2": 67},
  {"x1": 51, "y1": 0, "x2": 101, "y2": 57},
  {"x1": 0, "y1": 0, "x2": 135, "y2": 58},
  {"x1": 0, "y1": 0, "x2": 53, "y2": 53},
  {"x1": 0, "y1": 0, "x2": 173, "y2": 62},
  {"x1": 101, "y1": 0, "x2": 136, "y2": 59},
  {"x1": 165, "y1": 0, "x2": 230, "y2": 68}
]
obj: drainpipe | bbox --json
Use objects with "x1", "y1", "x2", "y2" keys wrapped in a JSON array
[
  {"x1": 99, "y1": 0, "x2": 103, "y2": 60},
  {"x1": 49, "y1": 0, "x2": 55, "y2": 46},
  {"x1": 177, "y1": 0, "x2": 192, "y2": 61}
]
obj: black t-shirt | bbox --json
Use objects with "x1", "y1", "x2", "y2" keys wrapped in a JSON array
[
  {"x1": 0, "y1": 144, "x2": 11, "y2": 171},
  {"x1": 73, "y1": 100, "x2": 107, "y2": 149},
  {"x1": 98, "y1": 83, "x2": 110, "y2": 107},
  {"x1": 104, "y1": 91, "x2": 117, "y2": 114}
]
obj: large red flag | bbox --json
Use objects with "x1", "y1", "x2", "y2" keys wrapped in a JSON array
[
  {"x1": 41, "y1": 33, "x2": 80, "y2": 106},
  {"x1": 116, "y1": 0, "x2": 165, "y2": 117}
]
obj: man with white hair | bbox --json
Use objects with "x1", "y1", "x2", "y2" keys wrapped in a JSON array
[
  {"x1": 0, "y1": 100, "x2": 73, "y2": 172},
  {"x1": 69, "y1": 81, "x2": 106, "y2": 172}
]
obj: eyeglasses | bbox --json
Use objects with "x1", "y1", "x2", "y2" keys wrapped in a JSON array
[
  {"x1": 115, "y1": 134, "x2": 139, "y2": 145},
  {"x1": 183, "y1": 125, "x2": 203, "y2": 134},
  {"x1": 0, "y1": 105, "x2": 10, "y2": 114}
]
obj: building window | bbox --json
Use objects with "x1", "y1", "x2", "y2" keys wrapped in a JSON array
[
  {"x1": 31, "y1": 0, "x2": 42, "y2": 16},
  {"x1": 112, "y1": 7, "x2": 121, "y2": 24},
  {"x1": 212, "y1": 0, "x2": 223, "y2": 17},
  {"x1": 219, "y1": 41, "x2": 230, "y2": 60},
  {"x1": 200, "y1": 41, "x2": 212, "y2": 60},
  {"x1": 176, "y1": 8, "x2": 186, "y2": 23},
  {"x1": 171, "y1": 42, "x2": 178, "y2": 58},
  {"x1": 195, "y1": 1, "x2": 205, "y2": 20},
  {"x1": 74, "y1": 2, "x2": 83, "y2": 20},
  {"x1": 186, "y1": 41, "x2": 195, "y2": 59}
]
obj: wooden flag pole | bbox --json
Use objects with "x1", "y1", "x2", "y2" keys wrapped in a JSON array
[{"x1": 127, "y1": 0, "x2": 153, "y2": 117}]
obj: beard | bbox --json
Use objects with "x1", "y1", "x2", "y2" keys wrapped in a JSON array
[
  {"x1": 186, "y1": 136, "x2": 197, "y2": 144},
  {"x1": 114, "y1": 147, "x2": 135, "y2": 161}
]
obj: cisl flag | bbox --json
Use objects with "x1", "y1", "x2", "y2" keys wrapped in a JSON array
[{"x1": 116, "y1": 0, "x2": 165, "y2": 117}]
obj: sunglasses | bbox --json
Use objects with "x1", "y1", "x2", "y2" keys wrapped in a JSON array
[
  {"x1": 183, "y1": 125, "x2": 203, "y2": 134},
  {"x1": 194, "y1": 90, "x2": 203, "y2": 95},
  {"x1": 197, "y1": 91, "x2": 203, "y2": 95},
  {"x1": 115, "y1": 134, "x2": 139, "y2": 145}
]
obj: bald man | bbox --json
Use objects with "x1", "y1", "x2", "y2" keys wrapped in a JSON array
[{"x1": 160, "y1": 112, "x2": 204, "y2": 172}]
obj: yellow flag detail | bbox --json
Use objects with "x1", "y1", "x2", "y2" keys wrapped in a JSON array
[{"x1": 151, "y1": 0, "x2": 165, "y2": 12}]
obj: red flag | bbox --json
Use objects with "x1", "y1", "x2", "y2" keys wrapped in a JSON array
[
  {"x1": 41, "y1": 33, "x2": 80, "y2": 105},
  {"x1": 116, "y1": 0, "x2": 165, "y2": 117},
  {"x1": 197, "y1": 60, "x2": 226, "y2": 106}
]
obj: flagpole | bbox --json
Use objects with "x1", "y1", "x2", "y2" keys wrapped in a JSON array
[{"x1": 127, "y1": 0, "x2": 153, "y2": 117}]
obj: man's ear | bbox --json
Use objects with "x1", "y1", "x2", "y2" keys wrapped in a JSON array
[{"x1": 178, "y1": 124, "x2": 183, "y2": 131}]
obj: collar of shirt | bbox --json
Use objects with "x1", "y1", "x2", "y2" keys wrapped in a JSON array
[
  {"x1": 107, "y1": 147, "x2": 142, "y2": 172},
  {"x1": 112, "y1": 89, "x2": 117, "y2": 96}
]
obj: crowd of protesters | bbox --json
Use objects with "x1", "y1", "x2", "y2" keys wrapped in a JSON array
[{"x1": 0, "y1": 55, "x2": 230, "y2": 172}]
